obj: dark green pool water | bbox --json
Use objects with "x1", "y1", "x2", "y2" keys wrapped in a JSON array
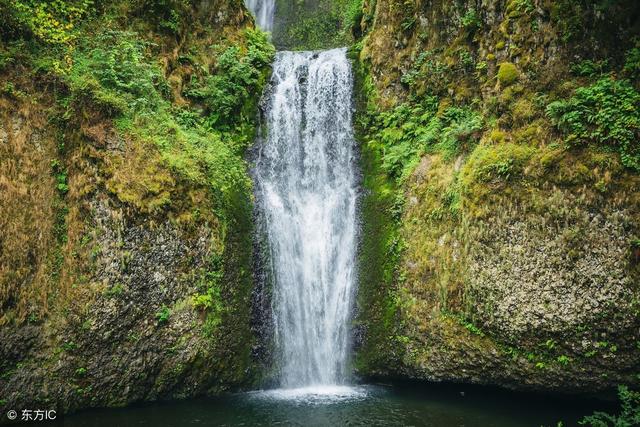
[{"x1": 65, "y1": 383, "x2": 610, "y2": 427}]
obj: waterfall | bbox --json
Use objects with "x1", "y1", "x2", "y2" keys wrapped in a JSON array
[
  {"x1": 245, "y1": 0, "x2": 275, "y2": 32},
  {"x1": 253, "y1": 48, "x2": 358, "y2": 389}
]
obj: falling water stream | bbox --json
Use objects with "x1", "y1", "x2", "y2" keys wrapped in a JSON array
[
  {"x1": 246, "y1": 0, "x2": 275, "y2": 32},
  {"x1": 254, "y1": 48, "x2": 359, "y2": 394}
]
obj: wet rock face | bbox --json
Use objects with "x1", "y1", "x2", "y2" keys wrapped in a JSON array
[
  {"x1": 0, "y1": 194, "x2": 218, "y2": 412},
  {"x1": 468, "y1": 207, "x2": 635, "y2": 344},
  {"x1": 356, "y1": 152, "x2": 640, "y2": 392},
  {"x1": 0, "y1": 99, "x2": 258, "y2": 412},
  {"x1": 1, "y1": 0, "x2": 265, "y2": 414}
]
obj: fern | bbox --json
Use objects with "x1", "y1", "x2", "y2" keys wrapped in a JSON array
[{"x1": 547, "y1": 77, "x2": 640, "y2": 171}]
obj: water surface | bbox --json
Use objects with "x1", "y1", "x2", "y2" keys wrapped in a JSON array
[{"x1": 65, "y1": 383, "x2": 608, "y2": 426}]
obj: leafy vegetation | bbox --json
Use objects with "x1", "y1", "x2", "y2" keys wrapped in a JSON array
[
  {"x1": 155, "y1": 305, "x2": 171, "y2": 324},
  {"x1": 139, "y1": 0, "x2": 188, "y2": 34},
  {"x1": 365, "y1": 99, "x2": 483, "y2": 182},
  {"x1": 1, "y1": 0, "x2": 95, "y2": 45},
  {"x1": 0, "y1": 0, "x2": 273, "y2": 333},
  {"x1": 571, "y1": 59, "x2": 609, "y2": 78},
  {"x1": 460, "y1": 9, "x2": 480, "y2": 33},
  {"x1": 66, "y1": 30, "x2": 164, "y2": 115},
  {"x1": 184, "y1": 29, "x2": 275, "y2": 130},
  {"x1": 192, "y1": 256, "x2": 225, "y2": 334},
  {"x1": 623, "y1": 41, "x2": 640, "y2": 79},
  {"x1": 353, "y1": 0, "x2": 640, "y2": 394},
  {"x1": 51, "y1": 159, "x2": 69, "y2": 195},
  {"x1": 54, "y1": 27, "x2": 274, "y2": 216},
  {"x1": 579, "y1": 386, "x2": 640, "y2": 426},
  {"x1": 547, "y1": 77, "x2": 640, "y2": 171},
  {"x1": 104, "y1": 283, "x2": 124, "y2": 298}
]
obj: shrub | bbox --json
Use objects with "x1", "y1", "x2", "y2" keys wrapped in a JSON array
[
  {"x1": 155, "y1": 306, "x2": 171, "y2": 324},
  {"x1": 546, "y1": 77, "x2": 640, "y2": 171},
  {"x1": 399, "y1": 48, "x2": 449, "y2": 93},
  {"x1": 579, "y1": 385, "x2": 640, "y2": 426},
  {"x1": 184, "y1": 29, "x2": 274, "y2": 129},
  {"x1": 437, "y1": 107, "x2": 484, "y2": 158},
  {"x1": 139, "y1": 0, "x2": 186, "y2": 34},
  {"x1": 3, "y1": 0, "x2": 94, "y2": 45},
  {"x1": 550, "y1": 0, "x2": 583, "y2": 42},
  {"x1": 624, "y1": 42, "x2": 640, "y2": 80},
  {"x1": 508, "y1": 0, "x2": 534, "y2": 15},
  {"x1": 342, "y1": 0, "x2": 364, "y2": 37},
  {"x1": 68, "y1": 30, "x2": 164, "y2": 115},
  {"x1": 192, "y1": 294, "x2": 213, "y2": 310},
  {"x1": 370, "y1": 99, "x2": 482, "y2": 181},
  {"x1": 497, "y1": 62, "x2": 519, "y2": 86},
  {"x1": 461, "y1": 9, "x2": 480, "y2": 32},
  {"x1": 64, "y1": 28, "x2": 271, "y2": 215},
  {"x1": 571, "y1": 59, "x2": 609, "y2": 77},
  {"x1": 373, "y1": 99, "x2": 438, "y2": 179}
]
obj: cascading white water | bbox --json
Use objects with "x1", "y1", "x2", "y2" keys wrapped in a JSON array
[
  {"x1": 245, "y1": 0, "x2": 275, "y2": 32},
  {"x1": 254, "y1": 48, "x2": 358, "y2": 390}
]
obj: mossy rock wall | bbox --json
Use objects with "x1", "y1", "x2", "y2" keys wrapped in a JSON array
[
  {"x1": 0, "y1": 0, "x2": 271, "y2": 413},
  {"x1": 353, "y1": 0, "x2": 640, "y2": 392}
]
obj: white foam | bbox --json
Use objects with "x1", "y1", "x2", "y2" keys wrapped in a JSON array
[{"x1": 249, "y1": 385, "x2": 369, "y2": 404}]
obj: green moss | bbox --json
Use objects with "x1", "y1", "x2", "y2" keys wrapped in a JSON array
[
  {"x1": 105, "y1": 142, "x2": 174, "y2": 214},
  {"x1": 497, "y1": 62, "x2": 519, "y2": 86},
  {"x1": 511, "y1": 98, "x2": 536, "y2": 123},
  {"x1": 512, "y1": 122, "x2": 542, "y2": 144},
  {"x1": 459, "y1": 143, "x2": 536, "y2": 216},
  {"x1": 546, "y1": 77, "x2": 640, "y2": 171},
  {"x1": 489, "y1": 129, "x2": 507, "y2": 143},
  {"x1": 206, "y1": 180, "x2": 260, "y2": 389},
  {"x1": 351, "y1": 55, "x2": 404, "y2": 375}
]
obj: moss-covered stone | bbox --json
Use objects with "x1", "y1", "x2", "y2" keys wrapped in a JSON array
[{"x1": 497, "y1": 62, "x2": 519, "y2": 86}]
